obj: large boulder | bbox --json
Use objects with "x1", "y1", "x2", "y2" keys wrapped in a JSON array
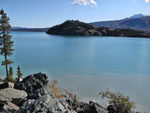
[
  {"x1": 15, "y1": 92, "x2": 77, "y2": 113},
  {"x1": 14, "y1": 73, "x2": 50, "y2": 99},
  {"x1": 0, "y1": 88, "x2": 27, "y2": 106}
]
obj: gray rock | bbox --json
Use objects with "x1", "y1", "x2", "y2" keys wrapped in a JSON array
[
  {"x1": 15, "y1": 92, "x2": 77, "y2": 113},
  {"x1": 0, "y1": 82, "x2": 3, "y2": 85},
  {"x1": 14, "y1": 73, "x2": 50, "y2": 99},
  {"x1": 0, "y1": 103, "x2": 16, "y2": 113},
  {"x1": 0, "y1": 88, "x2": 27, "y2": 106},
  {"x1": 69, "y1": 100, "x2": 107, "y2": 113},
  {"x1": 0, "y1": 102, "x2": 19, "y2": 113},
  {"x1": 107, "y1": 105, "x2": 116, "y2": 113},
  {"x1": 0, "y1": 82, "x2": 14, "y2": 90}
]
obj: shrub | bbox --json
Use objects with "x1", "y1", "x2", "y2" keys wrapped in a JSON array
[
  {"x1": 17, "y1": 65, "x2": 23, "y2": 78},
  {"x1": 99, "y1": 89, "x2": 135, "y2": 113},
  {"x1": 63, "y1": 89, "x2": 79, "y2": 104},
  {"x1": 3, "y1": 75, "x2": 16, "y2": 83},
  {"x1": 9, "y1": 66, "x2": 13, "y2": 78},
  {"x1": 50, "y1": 80, "x2": 64, "y2": 97},
  {"x1": 73, "y1": 94, "x2": 79, "y2": 104}
]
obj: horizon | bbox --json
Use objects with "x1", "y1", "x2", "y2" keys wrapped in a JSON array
[
  {"x1": 11, "y1": 13, "x2": 149, "y2": 28},
  {"x1": 0, "y1": 0, "x2": 150, "y2": 28}
]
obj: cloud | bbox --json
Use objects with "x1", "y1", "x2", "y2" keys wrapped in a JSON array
[
  {"x1": 72, "y1": 0, "x2": 97, "y2": 7},
  {"x1": 145, "y1": 0, "x2": 149, "y2": 3}
]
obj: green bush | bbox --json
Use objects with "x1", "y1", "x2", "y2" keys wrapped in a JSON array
[
  {"x1": 3, "y1": 76, "x2": 16, "y2": 83},
  {"x1": 9, "y1": 66, "x2": 14, "y2": 78},
  {"x1": 99, "y1": 89, "x2": 135, "y2": 113},
  {"x1": 73, "y1": 94, "x2": 79, "y2": 104},
  {"x1": 63, "y1": 89, "x2": 79, "y2": 104}
]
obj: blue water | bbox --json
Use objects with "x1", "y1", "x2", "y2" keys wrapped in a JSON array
[{"x1": 0, "y1": 32, "x2": 150, "y2": 112}]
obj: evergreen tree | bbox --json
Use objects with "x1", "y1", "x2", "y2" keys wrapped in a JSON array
[
  {"x1": 17, "y1": 65, "x2": 23, "y2": 78},
  {"x1": 9, "y1": 66, "x2": 13, "y2": 78},
  {"x1": 4, "y1": 66, "x2": 16, "y2": 83},
  {"x1": 0, "y1": 9, "x2": 14, "y2": 77}
]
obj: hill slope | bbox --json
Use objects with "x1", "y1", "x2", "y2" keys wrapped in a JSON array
[
  {"x1": 46, "y1": 20, "x2": 103, "y2": 36},
  {"x1": 91, "y1": 14, "x2": 150, "y2": 31}
]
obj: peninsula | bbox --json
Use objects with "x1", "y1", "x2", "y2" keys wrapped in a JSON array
[{"x1": 46, "y1": 20, "x2": 150, "y2": 38}]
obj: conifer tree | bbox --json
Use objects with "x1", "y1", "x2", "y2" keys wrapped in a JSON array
[
  {"x1": 17, "y1": 65, "x2": 23, "y2": 78},
  {"x1": 0, "y1": 9, "x2": 14, "y2": 77},
  {"x1": 9, "y1": 66, "x2": 13, "y2": 78}
]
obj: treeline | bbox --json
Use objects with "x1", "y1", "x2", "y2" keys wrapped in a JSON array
[{"x1": 0, "y1": 9, "x2": 23, "y2": 82}]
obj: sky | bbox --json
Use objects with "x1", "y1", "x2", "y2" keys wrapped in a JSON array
[{"x1": 0, "y1": 0, "x2": 150, "y2": 28}]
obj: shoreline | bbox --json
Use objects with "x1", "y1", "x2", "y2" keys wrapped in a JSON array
[{"x1": 0, "y1": 73, "x2": 149, "y2": 113}]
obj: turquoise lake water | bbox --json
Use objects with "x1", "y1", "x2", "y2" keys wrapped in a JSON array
[{"x1": 0, "y1": 32, "x2": 150, "y2": 112}]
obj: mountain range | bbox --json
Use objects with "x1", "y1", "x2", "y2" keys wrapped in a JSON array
[
  {"x1": 11, "y1": 14, "x2": 150, "y2": 32},
  {"x1": 90, "y1": 14, "x2": 150, "y2": 31}
]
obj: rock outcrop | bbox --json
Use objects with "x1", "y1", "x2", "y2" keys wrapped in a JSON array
[
  {"x1": 0, "y1": 73, "x2": 110, "y2": 113},
  {"x1": 14, "y1": 72, "x2": 108, "y2": 113},
  {"x1": 14, "y1": 73, "x2": 50, "y2": 99},
  {"x1": 67, "y1": 99, "x2": 107, "y2": 113},
  {"x1": 15, "y1": 92, "x2": 77, "y2": 113}
]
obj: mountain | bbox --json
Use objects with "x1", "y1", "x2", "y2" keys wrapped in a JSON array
[
  {"x1": 46, "y1": 20, "x2": 150, "y2": 38},
  {"x1": 11, "y1": 27, "x2": 49, "y2": 32},
  {"x1": 129, "y1": 14, "x2": 144, "y2": 19},
  {"x1": 90, "y1": 14, "x2": 150, "y2": 31}
]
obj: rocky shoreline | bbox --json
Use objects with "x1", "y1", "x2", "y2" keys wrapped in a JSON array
[{"x1": 0, "y1": 73, "x2": 140, "y2": 113}]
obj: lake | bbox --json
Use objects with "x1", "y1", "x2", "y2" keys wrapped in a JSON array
[{"x1": 0, "y1": 32, "x2": 150, "y2": 112}]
